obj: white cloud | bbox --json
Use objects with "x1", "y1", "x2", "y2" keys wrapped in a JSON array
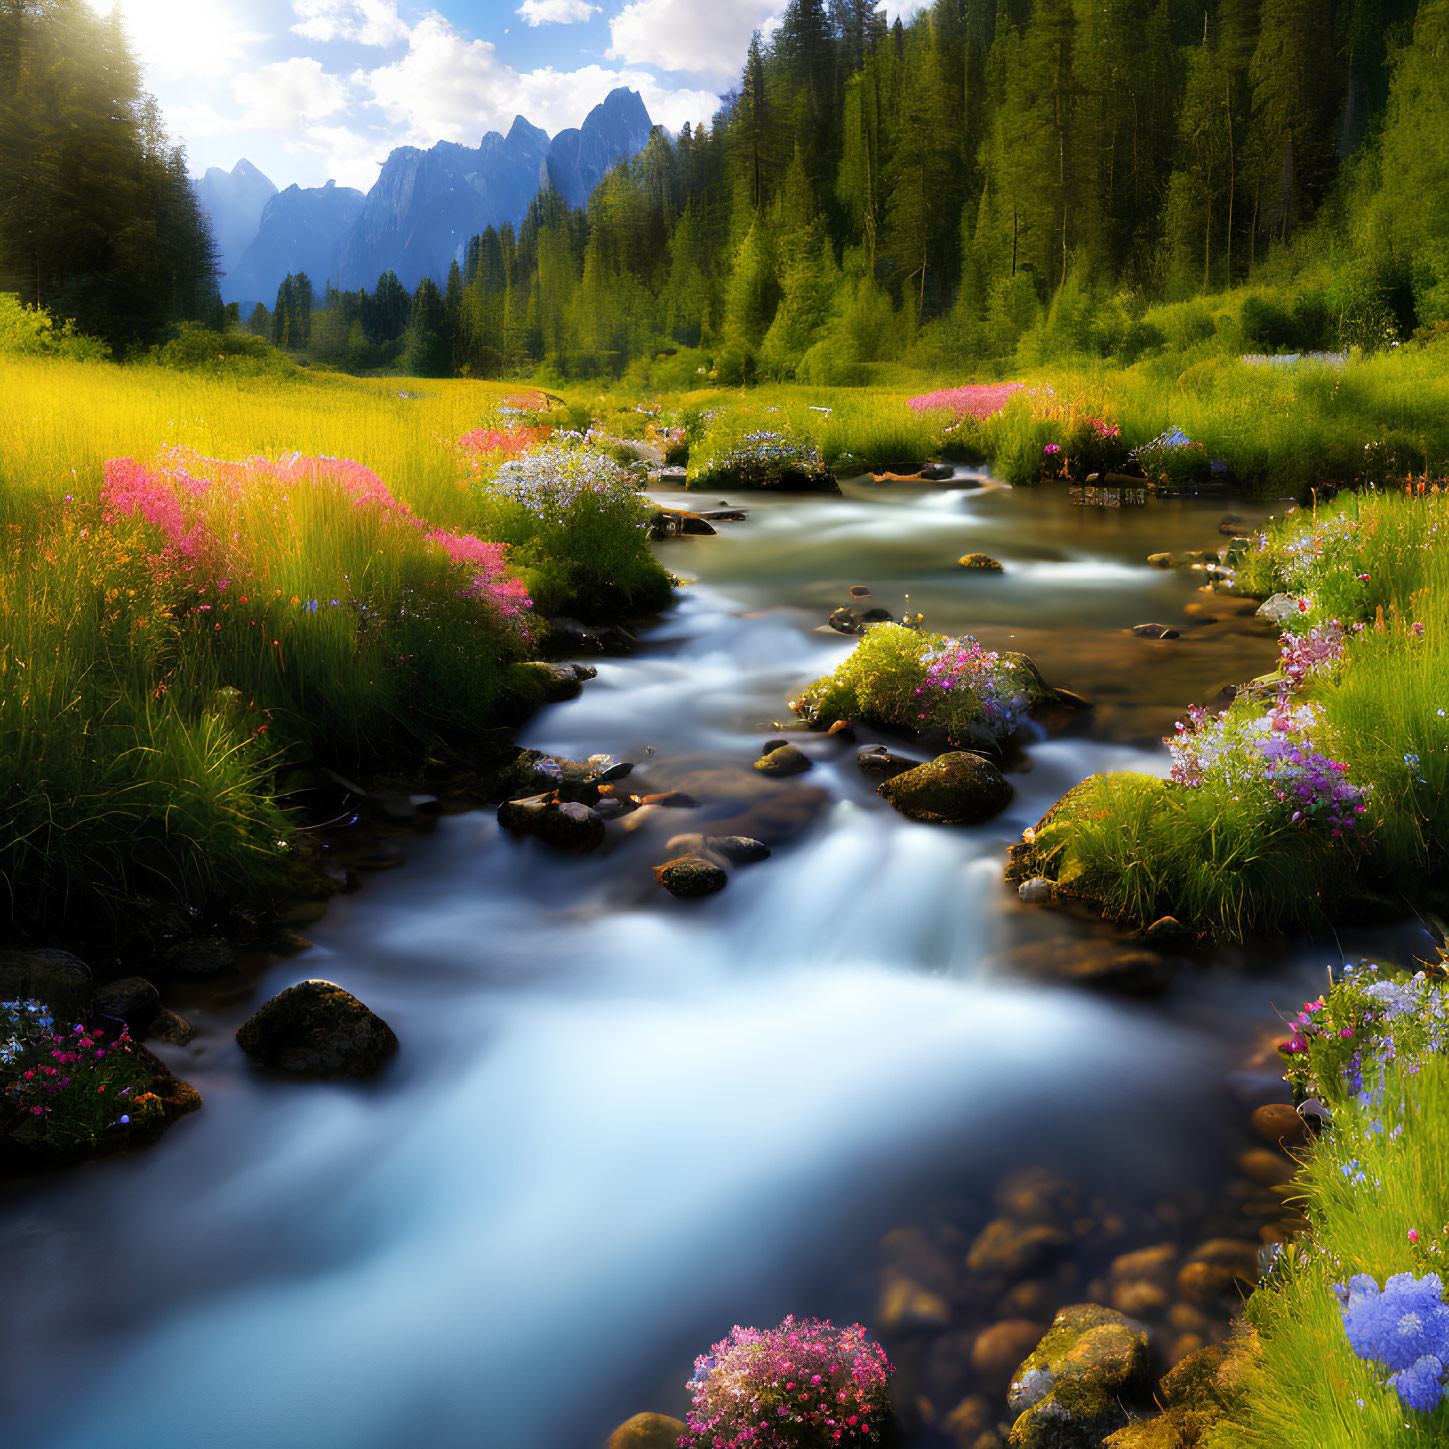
[
  {"x1": 234, "y1": 57, "x2": 351, "y2": 129},
  {"x1": 290, "y1": 0, "x2": 409, "y2": 45},
  {"x1": 607, "y1": 0, "x2": 780, "y2": 82},
  {"x1": 516, "y1": 0, "x2": 600, "y2": 25},
  {"x1": 361, "y1": 15, "x2": 719, "y2": 144},
  {"x1": 112, "y1": 0, "x2": 263, "y2": 80}
]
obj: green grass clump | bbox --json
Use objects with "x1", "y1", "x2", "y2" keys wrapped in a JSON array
[{"x1": 799, "y1": 623, "x2": 1043, "y2": 748}]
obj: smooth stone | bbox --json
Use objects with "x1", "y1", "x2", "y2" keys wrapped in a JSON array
[
  {"x1": 878, "y1": 1270, "x2": 952, "y2": 1333},
  {"x1": 968, "y1": 1218, "x2": 1069, "y2": 1281},
  {"x1": 878, "y1": 752, "x2": 1012, "y2": 826},
  {"x1": 710, "y1": 836, "x2": 771, "y2": 863},
  {"x1": 148, "y1": 1006, "x2": 196, "y2": 1046},
  {"x1": 760, "y1": 738, "x2": 790, "y2": 755},
  {"x1": 1251, "y1": 1103, "x2": 1307, "y2": 1147},
  {"x1": 0, "y1": 948, "x2": 92, "y2": 1022},
  {"x1": 605, "y1": 1413, "x2": 689, "y2": 1449},
  {"x1": 91, "y1": 976, "x2": 161, "y2": 1036},
  {"x1": 235, "y1": 979, "x2": 398, "y2": 1077},
  {"x1": 1130, "y1": 623, "x2": 1180, "y2": 640},
  {"x1": 943, "y1": 1396, "x2": 995, "y2": 1449},
  {"x1": 858, "y1": 744, "x2": 922, "y2": 778},
  {"x1": 996, "y1": 1167, "x2": 1079, "y2": 1226},
  {"x1": 159, "y1": 936, "x2": 237, "y2": 980},
  {"x1": 655, "y1": 856, "x2": 727, "y2": 898},
  {"x1": 1143, "y1": 916, "x2": 1194, "y2": 948},
  {"x1": 1237, "y1": 1148, "x2": 1295, "y2": 1188},
  {"x1": 960, "y1": 553, "x2": 1005, "y2": 571},
  {"x1": 1018, "y1": 878, "x2": 1054, "y2": 905},
  {"x1": 1175, "y1": 1240, "x2": 1260, "y2": 1302},
  {"x1": 829, "y1": 607, "x2": 862, "y2": 634},
  {"x1": 517, "y1": 659, "x2": 597, "y2": 702},
  {"x1": 975, "y1": 1320, "x2": 1050, "y2": 1386},
  {"x1": 755, "y1": 744, "x2": 812, "y2": 776}
]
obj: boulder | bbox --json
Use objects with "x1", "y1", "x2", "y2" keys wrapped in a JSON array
[
  {"x1": 655, "y1": 856, "x2": 728, "y2": 898},
  {"x1": 0, "y1": 948, "x2": 92, "y2": 1022},
  {"x1": 236, "y1": 980, "x2": 398, "y2": 1077},
  {"x1": 159, "y1": 936, "x2": 237, "y2": 980},
  {"x1": 91, "y1": 976, "x2": 161, "y2": 1036},
  {"x1": 605, "y1": 1413, "x2": 689, "y2": 1449},
  {"x1": 878, "y1": 753, "x2": 1012, "y2": 826},
  {"x1": 1006, "y1": 1305, "x2": 1152, "y2": 1449},
  {"x1": 755, "y1": 744, "x2": 812, "y2": 776},
  {"x1": 961, "y1": 553, "x2": 1005, "y2": 571}
]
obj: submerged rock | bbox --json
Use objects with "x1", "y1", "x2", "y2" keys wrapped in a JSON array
[
  {"x1": 878, "y1": 752, "x2": 1012, "y2": 825},
  {"x1": 236, "y1": 979, "x2": 398, "y2": 1076},
  {"x1": 968, "y1": 1218, "x2": 1070, "y2": 1281},
  {"x1": 655, "y1": 855, "x2": 728, "y2": 898},
  {"x1": 996, "y1": 938, "x2": 1175, "y2": 994},
  {"x1": 605, "y1": 1413, "x2": 689, "y2": 1449},
  {"x1": 1130, "y1": 623, "x2": 1180, "y2": 640},
  {"x1": 858, "y1": 744, "x2": 922, "y2": 778},
  {"x1": 1006, "y1": 1305, "x2": 1152, "y2": 1448}
]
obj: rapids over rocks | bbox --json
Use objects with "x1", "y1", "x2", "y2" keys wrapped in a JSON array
[{"x1": 0, "y1": 472, "x2": 1418, "y2": 1449}]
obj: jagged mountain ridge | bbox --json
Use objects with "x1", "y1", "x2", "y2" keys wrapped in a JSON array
[
  {"x1": 193, "y1": 159, "x2": 277, "y2": 288},
  {"x1": 207, "y1": 88, "x2": 656, "y2": 305}
]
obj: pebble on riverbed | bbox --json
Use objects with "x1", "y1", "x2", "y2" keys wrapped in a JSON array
[{"x1": 654, "y1": 855, "x2": 728, "y2": 898}]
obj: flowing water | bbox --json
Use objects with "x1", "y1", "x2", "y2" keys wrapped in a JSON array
[{"x1": 0, "y1": 476, "x2": 1424, "y2": 1449}]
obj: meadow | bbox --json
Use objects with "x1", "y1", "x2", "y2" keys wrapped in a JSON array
[{"x1": 0, "y1": 355, "x2": 669, "y2": 937}]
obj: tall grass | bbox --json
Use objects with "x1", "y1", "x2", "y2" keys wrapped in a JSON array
[{"x1": 0, "y1": 358, "x2": 667, "y2": 935}]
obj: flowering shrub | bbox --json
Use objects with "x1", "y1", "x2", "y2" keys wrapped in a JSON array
[
  {"x1": 914, "y1": 637, "x2": 1029, "y2": 740},
  {"x1": 1, "y1": 1002, "x2": 163, "y2": 1145},
  {"x1": 1280, "y1": 620, "x2": 1346, "y2": 685},
  {"x1": 1166, "y1": 696, "x2": 1370, "y2": 839},
  {"x1": 907, "y1": 383, "x2": 1024, "y2": 420},
  {"x1": 690, "y1": 428, "x2": 829, "y2": 490},
  {"x1": 485, "y1": 445, "x2": 644, "y2": 528},
  {"x1": 800, "y1": 623, "x2": 1039, "y2": 745},
  {"x1": 1336, "y1": 1273, "x2": 1449, "y2": 1413},
  {"x1": 457, "y1": 425, "x2": 550, "y2": 458},
  {"x1": 680, "y1": 1317, "x2": 894, "y2": 1448}
]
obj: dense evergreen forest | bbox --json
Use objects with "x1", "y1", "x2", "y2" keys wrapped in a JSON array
[
  {"x1": 262, "y1": 0, "x2": 1449, "y2": 384},
  {"x1": 0, "y1": 0, "x2": 220, "y2": 351}
]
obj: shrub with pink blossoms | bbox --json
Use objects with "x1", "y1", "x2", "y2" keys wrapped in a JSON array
[
  {"x1": 1280, "y1": 620, "x2": 1346, "y2": 686},
  {"x1": 915, "y1": 636, "x2": 1029, "y2": 740},
  {"x1": 426, "y1": 530, "x2": 533, "y2": 627},
  {"x1": 681, "y1": 1316, "x2": 895, "y2": 1449}
]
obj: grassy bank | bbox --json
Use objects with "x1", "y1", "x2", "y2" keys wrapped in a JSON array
[
  {"x1": 1013, "y1": 485, "x2": 1449, "y2": 939},
  {"x1": 1192, "y1": 963, "x2": 1449, "y2": 1445},
  {"x1": 0, "y1": 357, "x2": 669, "y2": 937}
]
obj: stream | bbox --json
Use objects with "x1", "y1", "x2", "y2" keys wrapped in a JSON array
[{"x1": 0, "y1": 474, "x2": 1426, "y2": 1449}]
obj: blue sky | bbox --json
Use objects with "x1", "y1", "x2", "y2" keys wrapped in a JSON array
[{"x1": 109, "y1": 0, "x2": 921, "y2": 193}]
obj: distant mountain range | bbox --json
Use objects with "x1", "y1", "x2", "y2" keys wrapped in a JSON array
[{"x1": 197, "y1": 88, "x2": 656, "y2": 308}]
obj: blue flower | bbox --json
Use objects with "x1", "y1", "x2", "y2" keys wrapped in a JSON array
[
  {"x1": 1337, "y1": 1273, "x2": 1449, "y2": 1375},
  {"x1": 1388, "y1": 1355, "x2": 1446, "y2": 1414}
]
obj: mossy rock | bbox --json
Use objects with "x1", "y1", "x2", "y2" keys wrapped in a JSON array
[
  {"x1": 606, "y1": 1413, "x2": 689, "y2": 1449},
  {"x1": 1007, "y1": 1305, "x2": 1152, "y2": 1449},
  {"x1": 960, "y1": 553, "x2": 1005, "y2": 571},
  {"x1": 0, "y1": 948, "x2": 92, "y2": 1023},
  {"x1": 878, "y1": 752, "x2": 1012, "y2": 826},
  {"x1": 236, "y1": 979, "x2": 398, "y2": 1077},
  {"x1": 655, "y1": 855, "x2": 727, "y2": 898},
  {"x1": 0, "y1": 1041, "x2": 200, "y2": 1167},
  {"x1": 755, "y1": 744, "x2": 812, "y2": 776}
]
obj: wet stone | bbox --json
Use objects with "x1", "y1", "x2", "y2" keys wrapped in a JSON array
[
  {"x1": 1130, "y1": 623, "x2": 1180, "y2": 640},
  {"x1": 236, "y1": 979, "x2": 398, "y2": 1077},
  {"x1": 1019, "y1": 878, "x2": 1055, "y2": 905},
  {"x1": 997, "y1": 939, "x2": 1175, "y2": 995},
  {"x1": 968, "y1": 1218, "x2": 1069, "y2": 1281},
  {"x1": 159, "y1": 936, "x2": 237, "y2": 980},
  {"x1": 1237, "y1": 1148, "x2": 1295, "y2": 1188},
  {"x1": 996, "y1": 1167, "x2": 1079, "y2": 1226},
  {"x1": 754, "y1": 744, "x2": 812, "y2": 776},
  {"x1": 1176, "y1": 1240, "x2": 1260, "y2": 1303},
  {"x1": 1251, "y1": 1103, "x2": 1307, "y2": 1148},
  {"x1": 975, "y1": 1320, "x2": 1050, "y2": 1388},
  {"x1": 148, "y1": 1007, "x2": 196, "y2": 1046},
  {"x1": 91, "y1": 976, "x2": 161, "y2": 1037},
  {"x1": 878, "y1": 753, "x2": 1012, "y2": 826},
  {"x1": 858, "y1": 744, "x2": 922, "y2": 778},
  {"x1": 961, "y1": 553, "x2": 1005, "y2": 571},
  {"x1": 655, "y1": 856, "x2": 728, "y2": 898},
  {"x1": 878, "y1": 1270, "x2": 953, "y2": 1334}
]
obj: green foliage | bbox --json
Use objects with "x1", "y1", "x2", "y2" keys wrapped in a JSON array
[
  {"x1": 0, "y1": 294, "x2": 109, "y2": 362},
  {"x1": 146, "y1": 324, "x2": 293, "y2": 376}
]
